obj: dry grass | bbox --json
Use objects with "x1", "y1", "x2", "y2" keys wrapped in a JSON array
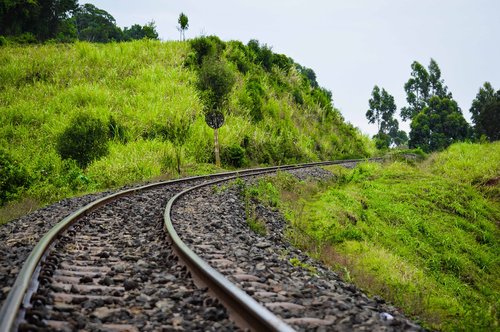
[{"x1": 0, "y1": 197, "x2": 42, "y2": 225}]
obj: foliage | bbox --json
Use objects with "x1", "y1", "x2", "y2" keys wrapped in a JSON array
[
  {"x1": 108, "y1": 116, "x2": 129, "y2": 143},
  {"x1": 243, "y1": 77, "x2": 265, "y2": 122},
  {"x1": 123, "y1": 22, "x2": 158, "y2": 41},
  {"x1": 197, "y1": 56, "x2": 236, "y2": 112},
  {"x1": 469, "y1": 82, "x2": 500, "y2": 141},
  {"x1": 254, "y1": 148, "x2": 500, "y2": 331},
  {"x1": 409, "y1": 96, "x2": 470, "y2": 152},
  {"x1": 0, "y1": 0, "x2": 78, "y2": 41},
  {"x1": 73, "y1": 4, "x2": 122, "y2": 43},
  {"x1": 0, "y1": 149, "x2": 31, "y2": 206},
  {"x1": 424, "y1": 141, "x2": 500, "y2": 199},
  {"x1": 295, "y1": 63, "x2": 319, "y2": 88},
  {"x1": 401, "y1": 59, "x2": 452, "y2": 121},
  {"x1": 188, "y1": 35, "x2": 225, "y2": 66},
  {"x1": 366, "y1": 85, "x2": 404, "y2": 148},
  {"x1": 1, "y1": 2, "x2": 158, "y2": 44},
  {"x1": 0, "y1": 39, "x2": 372, "y2": 208},
  {"x1": 177, "y1": 12, "x2": 189, "y2": 41},
  {"x1": 56, "y1": 113, "x2": 110, "y2": 168},
  {"x1": 221, "y1": 144, "x2": 247, "y2": 168}
]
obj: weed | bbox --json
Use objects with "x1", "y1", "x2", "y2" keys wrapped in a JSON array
[{"x1": 289, "y1": 257, "x2": 317, "y2": 274}]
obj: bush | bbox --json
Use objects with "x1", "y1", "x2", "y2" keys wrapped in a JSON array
[
  {"x1": 108, "y1": 115, "x2": 129, "y2": 143},
  {"x1": 226, "y1": 41, "x2": 251, "y2": 73},
  {"x1": 56, "y1": 114, "x2": 110, "y2": 168},
  {"x1": 221, "y1": 144, "x2": 247, "y2": 168},
  {"x1": 189, "y1": 36, "x2": 225, "y2": 66},
  {"x1": 197, "y1": 56, "x2": 236, "y2": 111},
  {"x1": 0, "y1": 149, "x2": 31, "y2": 205},
  {"x1": 244, "y1": 78, "x2": 265, "y2": 122}
]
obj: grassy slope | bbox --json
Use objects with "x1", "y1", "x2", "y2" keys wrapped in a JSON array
[
  {"x1": 0, "y1": 40, "x2": 372, "y2": 211},
  {"x1": 247, "y1": 142, "x2": 499, "y2": 331}
]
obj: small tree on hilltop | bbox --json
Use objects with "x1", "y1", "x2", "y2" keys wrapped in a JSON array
[{"x1": 177, "y1": 12, "x2": 189, "y2": 41}]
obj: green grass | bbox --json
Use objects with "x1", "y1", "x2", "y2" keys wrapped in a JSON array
[
  {"x1": 424, "y1": 141, "x2": 500, "y2": 199},
  {"x1": 0, "y1": 39, "x2": 372, "y2": 217},
  {"x1": 246, "y1": 142, "x2": 500, "y2": 331}
]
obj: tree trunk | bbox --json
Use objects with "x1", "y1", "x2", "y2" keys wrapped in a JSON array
[{"x1": 214, "y1": 128, "x2": 221, "y2": 167}]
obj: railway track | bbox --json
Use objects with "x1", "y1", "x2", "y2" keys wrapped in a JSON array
[{"x1": 0, "y1": 159, "x2": 421, "y2": 331}]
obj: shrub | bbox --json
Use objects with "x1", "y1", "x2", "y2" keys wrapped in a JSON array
[
  {"x1": 189, "y1": 35, "x2": 225, "y2": 66},
  {"x1": 0, "y1": 149, "x2": 31, "y2": 206},
  {"x1": 244, "y1": 78, "x2": 265, "y2": 122},
  {"x1": 108, "y1": 115, "x2": 129, "y2": 143},
  {"x1": 226, "y1": 41, "x2": 251, "y2": 73},
  {"x1": 56, "y1": 114, "x2": 110, "y2": 168},
  {"x1": 221, "y1": 144, "x2": 247, "y2": 168}
]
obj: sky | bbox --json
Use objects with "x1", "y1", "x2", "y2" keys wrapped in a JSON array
[{"x1": 82, "y1": 0, "x2": 500, "y2": 136}]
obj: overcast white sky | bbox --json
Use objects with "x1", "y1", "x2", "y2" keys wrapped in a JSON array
[{"x1": 83, "y1": 0, "x2": 500, "y2": 136}]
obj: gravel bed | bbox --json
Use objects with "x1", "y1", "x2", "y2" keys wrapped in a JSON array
[
  {"x1": 0, "y1": 191, "x2": 111, "y2": 307},
  {"x1": 171, "y1": 166, "x2": 424, "y2": 331},
  {"x1": 22, "y1": 185, "x2": 237, "y2": 331}
]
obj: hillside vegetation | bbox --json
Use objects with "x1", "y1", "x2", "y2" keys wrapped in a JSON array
[
  {"x1": 246, "y1": 142, "x2": 500, "y2": 331},
  {"x1": 0, "y1": 39, "x2": 372, "y2": 210}
]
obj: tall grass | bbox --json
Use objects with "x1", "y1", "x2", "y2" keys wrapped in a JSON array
[
  {"x1": 246, "y1": 142, "x2": 500, "y2": 331},
  {"x1": 0, "y1": 39, "x2": 372, "y2": 218}
]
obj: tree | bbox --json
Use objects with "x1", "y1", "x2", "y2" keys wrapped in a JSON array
[
  {"x1": 73, "y1": 4, "x2": 122, "y2": 42},
  {"x1": 470, "y1": 82, "x2": 500, "y2": 141},
  {"x1": 197, "y1": 56, "x2": 236, "y2": 167},
  {"x1": 401, "y1": 59, "x2": 451, "y2": 121},
  {"x1": 123, "y1": 22, "x2": 158, "y2": 40},
  {"x1": 366, "y1": 85, "x2": 400, "y2": 149},
  {"x1": 177, "y1": 12, "x2": 189, "y2": 41},
  {"x1": 393, "y1": 129, "x2": 409, "y2": 147},
  {"x1": 0, "y1": 0, "x2": 78, "y2": 41},
  {"x1": 409, "y1": 96, "x2": 469, "y2": 152}
]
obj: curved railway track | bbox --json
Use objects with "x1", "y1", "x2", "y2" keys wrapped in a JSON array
[{"x1": 0, "y1": 159, "x2": 421, "y2": 331}]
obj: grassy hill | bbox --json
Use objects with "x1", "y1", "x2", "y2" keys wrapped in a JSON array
[
  {"x1": 0, "y1": 39, "x2": 373, "y2": 210},
  {"x1": 245, "y1": 141, "x2": 500, "y2": 331}
]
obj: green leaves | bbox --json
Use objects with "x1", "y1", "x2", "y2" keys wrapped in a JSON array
[
  {"x1": 469, "y1": 82, "x2": 500, "y2": 141},
  {"x1": 177, "y1": 12, "x2": 189, "y2": 41},
  {"x1": 197, "y1": 56, "x2": 236, "y2": 112},
  {"x1": 409, "y1": 96, "x2": 470, "y2": 152},
  {"x1": 401, "y1": 59, "x2": 451, "y2": 122},
  {"x1": 0, "y1": 149, "x2": 31, "y2": 206},
  {"x1": 56, "y1": 113, "x2": 110, "y2": 168},
  {"x1": 366, "y1": 85, "x2": 401, "y2": 148}
]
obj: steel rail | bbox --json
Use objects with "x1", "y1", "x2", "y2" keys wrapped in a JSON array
[
  {"x1": 163, "y1": 160, "x2": 372, "y2": 331},
  {"x1": 0, "y1": 159, "x2": 371, "y2": 331}
]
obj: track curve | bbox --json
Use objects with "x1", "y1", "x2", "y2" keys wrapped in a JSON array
[{"x1": 0, "y1": 159, "x2": 416, "y2": 332}]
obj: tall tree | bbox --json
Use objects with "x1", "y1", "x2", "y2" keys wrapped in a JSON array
[
  {"x1": 177, "y1": 12, "x2": 189, "y2": 41},
  {"x1": 73, "y1": 4, "x2": 122, "y2": 42},
  {"x1": 409, "y1": 96, "x2": 469, "y2": 152},
  {"x1": 366, "y1": 85, "x2": 400, "y2": 148},
  {"x1": 401, "y1": 59, "x2": 451, "y2": 121},
  {"x1": 469, "y1": 82, "x2": 500, "y2": 141}
]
